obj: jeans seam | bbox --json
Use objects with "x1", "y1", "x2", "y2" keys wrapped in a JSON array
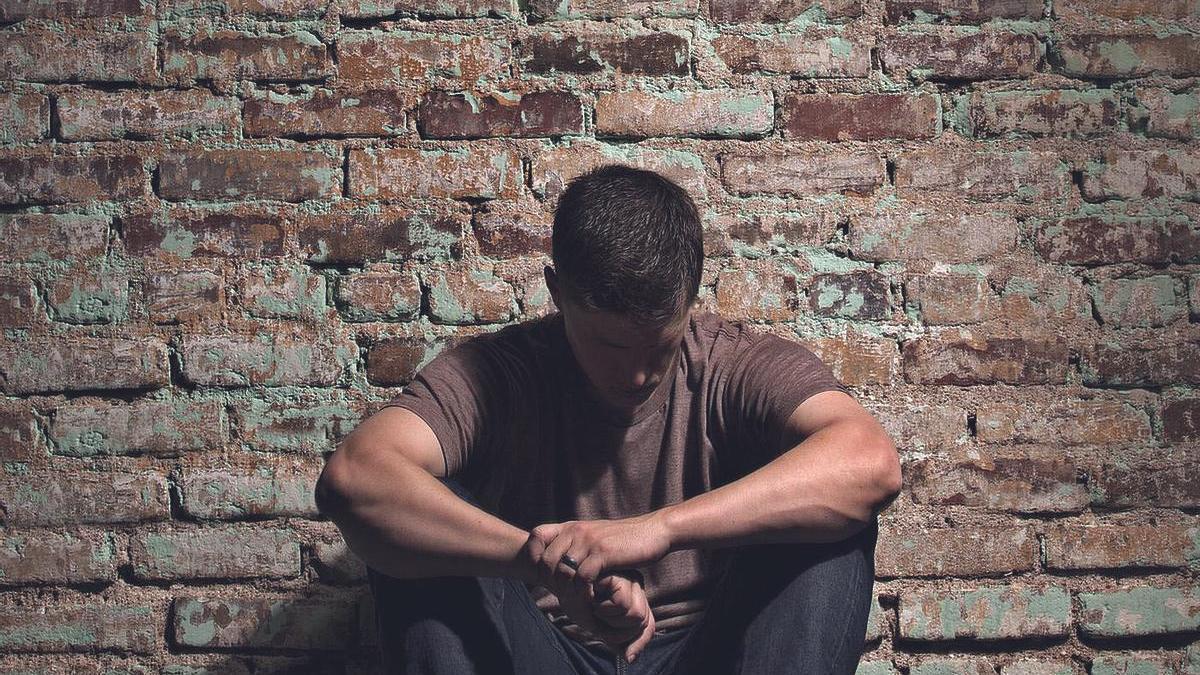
[
  {"x1": 504, "y1": 578, "x2": 576, "y2": 668},
  {"x1": 823, "y1": 537, "x2": 869, "y2": 675}
]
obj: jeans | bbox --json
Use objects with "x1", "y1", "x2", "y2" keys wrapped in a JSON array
[{"x1": 367, "y1": 475, "x2": 878, "y2": 675}]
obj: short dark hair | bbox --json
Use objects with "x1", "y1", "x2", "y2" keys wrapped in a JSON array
[{"x1": 551, "y1": 164, "x2": 704, "y2": 326}]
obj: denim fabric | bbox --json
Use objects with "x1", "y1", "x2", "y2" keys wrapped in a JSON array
[{"x1": 366, "y1": 475, "x2": 878, "y2": 674}]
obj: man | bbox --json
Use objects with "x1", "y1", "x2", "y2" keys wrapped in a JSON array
[{"x1": 315, "y1": 164, "x2": 903, "y2": 674}]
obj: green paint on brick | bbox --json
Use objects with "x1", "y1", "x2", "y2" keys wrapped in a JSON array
[
  {"x1": 1096, "y1": 40, "x2": 1143, "y2": 74},
  {"x1": 175, "y1": 599, "x2": 218, "y2": 646},
  {"x1": 1080, "y1": 587, "x2": 1200, "y2": 636},
  {"x1": 826, "y1": 36, "x2": 853, "y2": 59}
]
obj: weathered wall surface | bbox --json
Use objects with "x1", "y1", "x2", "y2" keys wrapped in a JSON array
[{"x1": 0, "y1": 0, "x2": 1198, "y2": 672}]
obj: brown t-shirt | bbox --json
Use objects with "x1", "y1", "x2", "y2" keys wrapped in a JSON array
[{"x1": 382, "y1": 309, "x2": 851, "y2": 646}]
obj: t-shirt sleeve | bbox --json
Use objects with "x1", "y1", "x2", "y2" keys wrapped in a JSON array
[
  {"x1": 719, "y1": 333, "x2": 852, "y2": 467},
  {"x1": 379, "y1": 340, "x2": 511, "y2": 477}
]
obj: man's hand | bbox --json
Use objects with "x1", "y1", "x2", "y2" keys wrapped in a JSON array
[
  {"x1": 543, "y1": 570, "x2": 655, "y2": 662},
  {"x1": 524, "y1": 512, "x2": 671, "y2": 599}
]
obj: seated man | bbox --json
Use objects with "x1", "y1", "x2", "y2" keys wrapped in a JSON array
[{"x1": 315, "y1": 163, "x2": 902, "y2": 675}]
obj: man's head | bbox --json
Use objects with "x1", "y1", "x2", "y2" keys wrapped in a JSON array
[{"x1": 543, "y1": 163, "x2": 704, "y2": 410}]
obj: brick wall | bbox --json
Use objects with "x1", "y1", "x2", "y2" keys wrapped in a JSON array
[{"x1": 1, "y1": 0, "x2": 1198, "y2": 672}]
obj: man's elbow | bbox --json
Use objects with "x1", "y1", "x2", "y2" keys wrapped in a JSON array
[
  {"x1": 315, "y1": 450, "x2": 354, "y2": 517},
  {"x1": 869, "y1": 436, "x2": 903, "y2": 507}
]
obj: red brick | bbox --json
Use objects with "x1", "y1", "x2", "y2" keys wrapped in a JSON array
[
  {"x1": 172, "y1": 596, "x2": 355, "y2": 650},
  {"x1": 862, "y1": 400, "x2": 967, "y2": 450},
  {"x1": 0, "y1": 152, "x2": 146, "y2": 206},
  {"x1": 340, "y1": 0, "x2": 514, "y2": 18},
  {"x1": 990, "y1": 269, "x2": 1091, "y2": 328},
  {"x1": 237, "y1": 263, "x2": 330, "y2": 321},
  {"x1": 0, "y1": 0, "x2": 147, "y2": 18},
  {"x1": 365, "y1": 336, "x2": 433, "y2": 386},
  {"x1": 1034, "y1": 213, "x2": 1199, "y2": 266},
  {"x1": 782, "y1": 93, "x2": 939, "y2": 140},
  {"x1": 180, "y1": 330, "x2": 355, "y2": 387},
  {"x1": 976, "y1": 397, "x2": 1151, "y2": 446},
  {"x1": 1090, "y1": 654, "x2": 1183, "y2": 674},
  {"x1": 423, "y1": 262, "x2": 516, "y2": 325},
  {"x1": 1002, "y1": 659, "x2": 1077, "y2": 675},
  {"x1": 521, "y1": 30, "x2": 689, "y2": 75},
  {"x1": 1088, "y1": 450, "x2": 1200, "y2": 509},
  {"x1": 178, "y1": 461, "x2": 321, "y2": 519},
  {"x1": 472, "y1": 202, "x2": 552, "y2": 258},
  {"x1": 708, "y1": 0, "x2": 861, "y2": 22},
  {"x1": 0, "y1": 399, "x2": 38, "y2": 461},
  {"x1": 1079, "y1": 586, "x2": 1200, "y2": 637},
  {"x1": 245, "y1": 87, "x2": 412, "y2": 138},
  {"x1": 903, "y1": 333, "x2": 1069, "y2": 385},
  {"x1": 339, "y1": 30, "x2": 510, "y2": 82},
  {"x1": 905, "y1": 271, "x2": 991, "y2": 325},
  {"x1": 162, "y1": 25, "x2": 331, "y2": 83},
  {"x1": 911, "y1": 658, "x2": 993, "y2": 675},
  {"x1": 1044, "y1": 522, "x2": 1200, "y2": 571},
  {"x1": 964, "y1": 89, "x2": 1120, "y2": 137},
  {"x1": 0, "y1": 471, "x2": 170, "y2": 526},
  {"x1": 722, "y1": 150, "x2": 884, "y2": 196},
  {"x1": 163, "y1": 0, "x2": 330, "y2": 17},
  {"x1": 713, "y1": 258, "x2": 801, "y2": 321},
  {"x1": 899, "y1": 584, "x2": 1071, "y2": 641},
  {"x1": 714, "y1": 31, "x2": 870, "y2": 76},
  {"x1": 44, "y1": 262, "x2": 130, "y2": 324},
  {"x1": 158, "y1": 148, "x2": 341, "y2": 202},
  {"x1": 909, "y1": 449, "x2": 1089, "y2": 513},
  {"x1": 230, "y1": 388, "x2": 361, "y2": 453},
  {"x1": 524, "y1": 0, "x2": 697, "y2": 20},
  {"x1": 1136, "y1": 86, "x2": 1200, "y2": 139},
  {"x1": 881, "y1": 29, "x2": 1042, "y2": 80},
  {"x1": 596, "y1": 89, "x2": 772, "y2": 139},
  {"x1": 336, "y1": 266, "x2": 422, "y2": 322},
  {"x1": 58, "y1": 88, "x2": 240, "y2": 141},
  {"x1": 0, "y1": 278, "x2": 38, "y2": 329},
  {"x1": 0, "y1": 92, "x2": 48, "y2": 143},
  {"x1": 49, "y1": 397, "x2": 227, "y2": 457},
  {"x1": 130, "y1": 526, "x2": 300, "y2": 581},
  {"x1": 876, "y1": 524, "x2": 1037, "y2": 577},
  {"x1": 885, "y1": 0, "x2": 1042, "y2": 22},
  {"x1": 1191, "y1": 275, "x2": 1200, "y2": 319},
  {"x1": 1057, "y1": 0, "x2": 1199, "y2": 19},
  {"x1": 807, "y1": 331, "x2": 900, "y2": 386},
  {"x1": 0, "y1": 530, "x2": 119, "y2": 586},
  {"x1": 144, "y1": 267, "x2": 225, "y2": 324},
  {"x1": 1090, "y1": 275, "x2": 1183, "y2": 328},
  {"x1": 0, "y1": 213, "x2": 109, "y2": 262},
  {"x1": 421, "y1": 90, "x2": 584, "y2": 139},
  {"x1": 851, "y1": 211, "x2": 1018, "y2": 262},
  {"x1": 0, "y1": 338, "x2": 169, "y2": 395},
  {"x1": 1081, "y1": 149, "x2": 1200, "y2": 201},
  {"x1": 1054, "y1": 33, "x2": 1200, "y2": 78},
  {"x1": 0, "y1": 605, "x2": 159, "y2": 653},
  {"x1": 1082, "y1": 341, "x2": 1200, "y2": 387},
  {"x1": 895, "y1": 148, "x2": 1069, "y2": 202},
  {"x1": 349, "y1": 145, "x2": 520, "y2": 200},
  {"x1": 807, "y1": 269, "x2": 890, "y2": 319},
  {"x1": 0, "y1": 26, "x2": 157, "y2": 83},
  {"x1": 532, "y1": 140, "x2": 708, "y2": 201},
  {"x1": 1164, "y1": 397, "x2": 1200, "y2": 442},
  {"x1": 727, "y1": 211, "x2": 840, "y2": 251},
  {"x1": 123, "y1": 205, "x2": 287, "y2": 260}
]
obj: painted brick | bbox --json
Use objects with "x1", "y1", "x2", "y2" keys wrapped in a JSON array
[
  {"x1": 180, "y1": 331, "x2": 355, "y2": 387},
  {"x1": 1079, "y1": 587, "x2": 1200, "y2": 637},
  {"x1": 0, "y1": 471, "x2": 169, "y2": 526},
  {"x1": 782, "y1": 93, "x2": 940, "y2": 140},
  {"x1": 910, "y1": 658, "x2": 994, "y2": 675},
  {"x1": 178, "y1": 463, "x2": 321, "y2": 519},
  {"x1": 311, "y1": 538, "x2": 367, "y2": 584},
  {"x1": 1090, "y1": 653, "x2": 1179, "y2": 675},
  {"x1": 881, "y1": 29, "x2": 1042, "y2": 80},
  {"x1": 1001, "y1": 659, "x2": 1075, "y2": 675},
  {"x1": 1192, "y1": 275, "x2": 1200, "y2": 319},
  {"x1": 726, "y1": 211, "x2": 840, "y2": 252},
  {"x1": 0, "y1": 213, "x2": 109, "y2": 262},
  {"x1": 1053, "y1": 34, "x2": 1200, "y2": 79},
  {"x1": 172, "y1": 596, "x2": 355, "y2": 650},
  {"x1": 0, "y1": 278, "x2": 38, "y2": 329},
  {"x1": 1081, "y1": 149, "x2": 1200, "y2": 201},
  {"x1": 0, "y1": 530, "x2": 119, "y2": 586},
  {"x1": 58, "y1": 88, "x2": 240, "y2": 141},
  {"x1": 862, "y1": 401, "x2": 966, "y2": 451},
  {"x1": 158, "y1": 148, "x2": 341, "y2": 202},
  {"x1": 876, "y1": 524, "x2": 1037, "y2": 578},
  {"x1": 472, "y1": 203, "x2": 552, "y2": 258},
  {"x1": 246, "y1": 87, "x2": 410, "y2": 138},
  {"x1": 963, "y1": 89, "x2": 1121, "y2": 137},
  {"x1": 0, "y1": 0, "x2": 147, "y2": 19},
  {"x1": 231, "y1": 389, "x2": 360, "y2": 453},
  {"x1": 299, "y1": 204, "x2": 466, "y2": 264},
  {"x1": 905, "y1": 271, "x2": 991, "y2": 325},
  {"x1": 708, "y1": 0, "x2": 861, "y2": 22},
  {"x1": 520, "y1": 30, "x2": 689, "y2": 76},
  {"x1": 349, "y1": 145, "x2": 521, "y2": 200},
  {"x1": 237, "y1": 263, "x2": 329, "y2": 321},
  {"x1": 524, "y1": 0, "x2": 695, "y2": 20},
  {"x1": 714, "y1": 32, "x2": 871, "y2": 76},
  {"x1": 1033, "y1": 214, "x2": 1199, "y2": 266},
  {"x1": 335, "y1": 266, "x2": 422, "y2": 322},
  {"x1": 162, "y1": 26, "x2": 331, "y2": 83},
  {"x1": 366, "y1": 337, "x2": 433, "y2": 386},
  {"x1": 339, "y1": 30, "x2": 511, "y2": 82},
  {"x1": 123, "y1": 205, "x2": 287, "y2": 259},
  {"x1": 1057, "y1": 0, "x2": 1199, "y2": 19},
  {"x1": 885, "y1": 0, "x2": 1042, "y2": 22},
  {"x1": 44, "y1": 263, "x2": 130, "y2": 325},
  {"x1": 340, "y1": 0, "x2": 515, "y2": 18},
  {"x1": 899, "y1": 585, "x2": 1071, "y2": 641},
  {"x1": 532, "y1": 140, "x2": 708, "y2": 201},
  {"x1": 1044, "y1": 523, "x2": 1200, "y2": 571},
  {"x1": 596, "y1": 89, "x2": 772, "y2": 139},
  {"x1": 1082, "y1": 341, "x2": 1200, "y2": 387},
  {"x1": 866, "y1": 593, "x2": 888, "y2": 642},
  {"x1": 129, "y1": 526, "x2": 300, "y2": 581},
  {"x1": 420, "y1": 90, "x2": 584, "y2": 139},
  {"x1": 0, "y1": 398, "x2": 38, "y2": 462},
  {"x1": 807, "y1": 332, "x2": 900, "y2": 387},
  {"x1": 714, "y1": 258, "x2": 801, "y2": 322},
  {"x1": 895, "y1": 149, "x2": 1069, "y2": 202},
  {"x1": 0, "y1": 605, "x2": 158, "y2": 653},
  {"x1": 0, "y1": 91, "x2": 48, "y2": 143},
  {"x1": 1088, "y1": 450, "x2": 1200, "y2": 509},
  {"x1": 49, "y1": 397, "x2": 226, "y2": 457},
  {"x1": 0, "y1": 27, "x2": 157, "y2": 83},
  {"x1": 975, "y1": 398, "x2": 1151, "y2": 445},
  {"x1": 423, "y1": 263, "x2": 517, "y2": 325},
  {"x1": 908, "y1": 449, "x2": 1088, "y2": 514},
  {"x1": 902, "y1": 333, "x2": 1070, "y2": 385},
  {"x1": 144, "y1": 268, "x2": 225, "y2": 324},
  {"x1": 851, "y1": 211, "x2": 1018, "y2": 263},
  {"x1": 0, "y1": 338, "x2": 169, "y2": 395},
  {"x1": 1136, "y1": 87, "x2": 1200, "y2": 139},
  {"x1": 0, "y1": 152, "x2": 146, "y2": 206},
  {"x1": 857, "y1": 661, "x2": 900, "y2": 675},
  {"x1": 1090, "y1": 276, "x2": 1183, "y2": 328},
  {"x1": 1164, "y1": 397, "x2": 1200, "y2": 442},
  {"x1": 722, "y1": 151, "x2": 884, "y2": 196},
  {"x1": 807, "y1": 269, "x2": 890, "y2": 319},
  {"x1": 163, "y1": 0, "x2": 331, "y2": 17}
]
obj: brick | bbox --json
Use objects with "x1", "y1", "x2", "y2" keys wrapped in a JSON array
[
  {"x1": 902, "y1": 334, "x2": 1069, "y2": 385},
  {"x1": 977, "y1": 397, "x2": 1150, "y2": 446},
  {"x1": 1136, "y1": 87, "x2": 1200, "y2": 139},
  {"x1": 163, "y1": 0, "x2": 331, "y2": 17},
  {"x1": 1053, "y1": 34, "x2": 1200, "y2": 79},
  {"x1": 1033, "y1": 214, "x2": 1199, "y2": 266},
  {"x1": 881, "y1": 29, "x2": 1042, "y2": 80},
  {"x1": 299, "y1": 204, "x2": 466, "y2": 264},
  {"x1": 895, "y1": 149, "x2": 1069, "y2": 202},
  {"x1": 58, "y1": 88, "x2": 240, "y2": 141},
  {"x1": 596, "y1": 89, "x2": 772, "y2": 139},
  {"x1": 865, "y1": 593, "x2": 888, "y2": 642},
  {"x1": 237, "y1": 264, "x2": 329, "y2": 321},
  {"x1": 1044, "y1": 523, "x2": 1200, "y2": 571},
  {"x1": 0, "y1": 278, "x2": 38, "y2": 329},
  {"x1": 992, "y1": 270, "x2": 1092, "y2": 328},
  {"x1": 245, "y1": 87, "x2": 410, "y2": 138},
  {"x1": 885, "y1": 0, "x2": 1042, "y2": 22},
  {"x1": 472, "y1": 203, "x2": 552, "y2": 258},
  {"x1": 722, "y1": 151, "x2": 884, "y2": 196},
  {"x1": 423, "y1": 263, "x2": 516, "y2": 325},
  {"x1": 908, "y1": 449, "x2": 1088, "y2": 513},
  {"x1": 335, "y1": 266, "x2": 421, "y2": 322},
  {"x1": 1081, "y1": 149, "x2": 1200, "y2": 201},
  {"x1": 0, "y1": 530, "x2": 118, "y2": 586},
  {"x1": 905, "y1": 271, "x2": 990, "y2": 325},
  {"x1": 1091, "y1": 654, "x2": 1179, "y2": 675},
  {"x1": 130, "y1": 526, "x2": 300, "y2": 581},
  {"x1": 713, "y1": 258, "x2": 801, "y2": 322},
  {"x1": 857, "y1": 662, "x2": 900, "y2": 675},
  {"x1": 708, "y1": 0, "x2": 861, "y2": 22},
  {"x1": 524, "y1": 0, "x2": 695, "y2": 20},
  {"x1": 910, "y1": 659, "x2": 993, "y2": 675},
  {"x1": 1057, "y1": 0, "x2": 1199, "y2": 19},
  {"x1": 714, "y1": 32, "x2": 870, "y2": 76},
  {"x1": 1079, "y1": 587, "x2": 1200, "y2": 637},
  {"x1": 123, "y1": 205, "x2": 287, "y2": 259},
  {"x1": 521, "y1": 30, "x2": 688, "y2": 76},
  {"x1": 44, "y1": 263, "x2": 130, "y2": 325},
  {"x1": 532, "y1": 140, "x2": 708, "y2": 201},
  {"x1": 366, "y1": 337, "x2": 434, "y2": 386},
  {"x1": 162, "y1": 26, "x2": 331, "y2": 83},
  {"x1": 1090, "y1": 276, "x2": 1182, "y2": 328},
  {"x1": 420, "y1": 90, "x2": 584, "y2": 139},
  {"x1": 0, "y1": 0, "x2": 147, "y2": 18},
  {"x1": 173, "y1": 596, "x2": 355, "y2": 650},
  {"x1": 0, "y1": 92, "x2": 49, "y2": 143},
  {"x1": 311, "y1": 538, "x2": 367, "y2": 584},
  {"x1": 877, "y1": 525, "x2": 1037, "y2": 578},
  {"x1": 1192, "y1": 276, "x2": 1200, "y2": 319},
  {"x1": 782, "y1": 93, "x2": 939, "y2": 140},
  {"x1": 899, "y1": 585, "x2": 1071, "y2": 641},
  {"x1": 180, "y1": 331, "x2": 355, "y2": 387},
  {"x1": 158, "y1": 148, "x2": 341, "y2": 202},
  {"x1": 1082, "y1": 341, "x2": 1200, "y2": 387},
  {"x1": 0, "y1": 152, "x2": 146, "y2": 206},
  {"x1": 0, "y1": 27, "x2": 157, "y2": 83},
  {"x1": 0, "y1": 399, "x2": 38, "y2": 462},
  {"x1": 0, "y1": 213, "x2": 109, "y2": 262},
  {"x1": 807, "y1": 269, "x2": 890, "y2": 319},
  {"x1": 726, "y1": 211, "x2": 840, "y2": 251},
  {"x1": 340, "y1": 0, "x2": 515, "y2": 18},
  {"x1": 50, "y1": 397, "x2": 225, "y2": 458},
  {"x1": 1001, "y1": 660, "x2": 1074, "y2": 675},
  {"x1": 862, "y1": 401, "x2": 966, "y2": 450},
  {"x1": 231, "y1": 389, "x2": 360, "y2": 453},
  {"x1": 1164, "y1": 397, "x2": 1200, "y2": 442},
  {"x1": 1088, "y1": 450, "x2": 1199, "y2": 509},
  {"x1": 807, "y1": 332, "x2": 899, "y2": 386},
  {"x1": 349, "y1": 145, "x2": 520, "y2": 200},
  {"x1": 145, "y1": 268, "x2": 225, "y2": 324},
  {"x1": 0, "y1": 471, "x2": 169, "y2": 526},
  {"x1": 339, "y1": 30, "x2": 510, "y2": 82},
  {"x1": 963, "y1": 89, "x2": 1120, "y2": 137},
  {"x1": 851, "y1": 211, "x2": 1017, "y2": 263},
  {"x1": 0, "y1": 605, "x2": 158, "y2": 653},
  {"x1": 0, "y1": 338, "x2": 169, "y2": 395},
  {"x1": 178, "y1": 463, "x2": 321, "y2": 519}
]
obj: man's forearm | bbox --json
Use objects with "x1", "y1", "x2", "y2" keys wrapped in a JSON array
[{"x1": 657, "y1": 421, "x2": 900, "y2": 552}]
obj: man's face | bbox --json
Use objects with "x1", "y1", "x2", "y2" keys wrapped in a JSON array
[{"x1": 545, "y1": 267, "x2": 691, "y2": 410}]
